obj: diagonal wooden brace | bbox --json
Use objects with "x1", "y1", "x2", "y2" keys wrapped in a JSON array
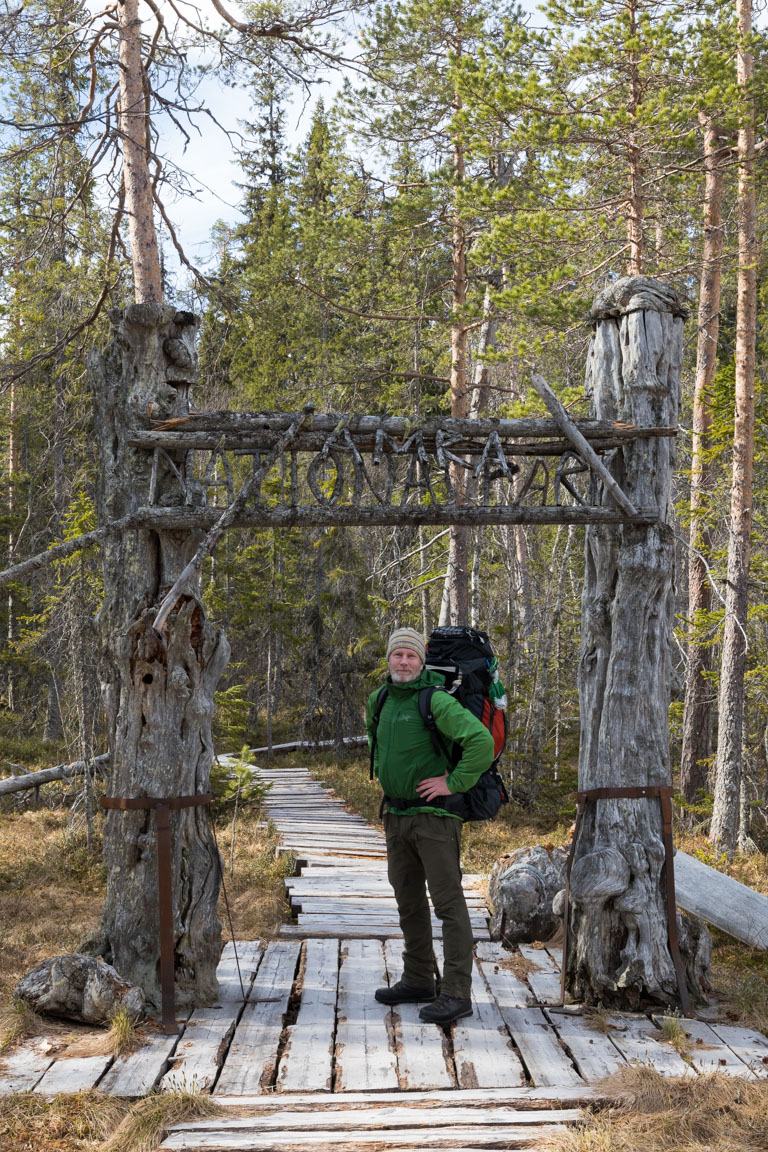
[
  {"x1": 530, "y1": 373, "x2": 640, "y2": 517},
  {"x1": 100, "y1": 792, "x2": 212, "y2": 1034}
]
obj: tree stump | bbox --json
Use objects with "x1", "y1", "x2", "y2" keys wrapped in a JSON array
[
  {"x1": 89, "y1": 305, "x2": 229, "y2": 1010},
  {"x1": 567, "y1": 276, "x2": 698, "y2": 1008}
]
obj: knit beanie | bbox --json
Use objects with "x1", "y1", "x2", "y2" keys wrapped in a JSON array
[{"x1": 386, "y1": 627, "x2": 426, "y2": 663}]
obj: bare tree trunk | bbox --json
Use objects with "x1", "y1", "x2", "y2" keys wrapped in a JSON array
[
  {"x1": 117, "y1": 0, "x2": 163, "y2": 303},
  {"x1": 91, "y1": 305, "x2": 229, "y2": 1010},
  {"x1": 710, "y1": 0, "x2": 756, "y2": 855},
  {"x1": 568, "y1": 277, "x2": 698, "y2": 1008},
  {"x1": 442, "y1": 126, "x2": 469, "y2": 625},
  {"x1": 680, "y1": 115, "x2": 725, "y2": 807},
  {"x1": 625, "y1": 0, "x2": 644, "y2": 274},
  {"x1": 6, "y1": 376, "x2": 18, "y2": 711},
  {"x1": 531, "y1": 526, "x2": 574, "y2": 770}
]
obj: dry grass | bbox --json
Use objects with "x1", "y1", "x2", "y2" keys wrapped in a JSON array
[
  {"x1": 659, "y1": 1014, "x2": 691, "y2": 1056},
  {"x1": 545, "y1": 1066, "x2": 768, "y2": 1152},
  {"x1": 0, "y1": 998, "x2": 44, "y2": 1052},
  {"x1": 678, "y1": 831, "x2": 768, "y2": 896},
  {"x1": 0, "y1": 810, "x2": 106, "y2": 1005},
  {"x1": 0, "y1": 806, "x2": 291, "y2": 1004},
  {"x1": 101, "y1": 1091, "x2": 223, "y2": 1152},
  {"x1": 0, "y1": 1090, "x2": 129, "y2": 1151},
  {"x1": 106, "y1": 1006, "x2": 142, "y2": 1058},
  {"x1": 0, "y1": 1089, "x2": 222, "y2": 1152},
  {"x1": 213, "y1": 810, "x2": 295, "y2": 941}
]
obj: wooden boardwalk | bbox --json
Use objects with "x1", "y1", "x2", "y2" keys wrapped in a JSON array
[{"x1": 2, "y1": 762, "x2": 767, "y2": 1151}]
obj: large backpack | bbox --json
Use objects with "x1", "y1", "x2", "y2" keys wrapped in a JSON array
[{"x1": 370, "y1": 626, "x2": 509, "y2": 822}]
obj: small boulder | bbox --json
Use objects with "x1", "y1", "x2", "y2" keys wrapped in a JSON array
[
  {"x1": 489, "y1": 844, "x2": 568, "y2": 945},
  {"x1": 14, "y1": 954, "x2": 145, "y2": 1025}
]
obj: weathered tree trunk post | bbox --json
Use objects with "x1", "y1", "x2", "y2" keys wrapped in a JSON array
[
  {"x1": 89, "y1": 304, "x2": 230, "y2": 1011},
  {"x1": 568, "y1": 276, "x2": 693, "y2": 1008}
]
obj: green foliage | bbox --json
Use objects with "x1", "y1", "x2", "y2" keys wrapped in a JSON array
[{"x1": 209, "y1": 748, "x2": 273, "y2": 813}]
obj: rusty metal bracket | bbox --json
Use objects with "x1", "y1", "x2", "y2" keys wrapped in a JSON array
[
  {"x1": 100, "y1": 792, "x2": 212, "y2": 1034},
  {"x1": 558, "y1": 785, "x2": 692, "y2": 1018}
]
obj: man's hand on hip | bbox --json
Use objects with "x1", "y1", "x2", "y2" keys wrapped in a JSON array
[{"x1": 416, "y1": 772, "x2": 452, "y2": 802}]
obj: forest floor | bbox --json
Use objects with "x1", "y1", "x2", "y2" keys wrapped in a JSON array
[{"x1": 0, "y1": 748, "x2": 766, "y2": 1150}]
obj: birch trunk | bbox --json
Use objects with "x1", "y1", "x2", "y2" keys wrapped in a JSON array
[
  {"x1": 90, "y1": 304, "x2": 229, "y2": 1010},
  {"x1": 709, "y1": 0, "x2": 757, "y2": 855},
  {"x1": 569, "y1": 276, "x2": 694, "y2": 1008},
  {"x1": 680, "y1": 116, "x2": 724, "y2": 807}
]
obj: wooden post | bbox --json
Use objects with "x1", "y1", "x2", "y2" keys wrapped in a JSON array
[
  {"x1": 89, "y1": 304, "x2": 229, "y2": 1012},
  {"x1": 567, "y1": 276, "x2": 697, "y2": 1008}
]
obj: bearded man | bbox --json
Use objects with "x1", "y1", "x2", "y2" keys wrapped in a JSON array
[{"x1": 366, "y1": 626, "x2": 494, "y2": 1024}]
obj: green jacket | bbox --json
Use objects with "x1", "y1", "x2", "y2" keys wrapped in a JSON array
[{"x1": 366, "y1": 668, "x2": 495, "y2": 818}]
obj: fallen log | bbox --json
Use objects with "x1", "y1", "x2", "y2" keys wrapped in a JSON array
[
  {"x1": 0, "y1": 753, "x2": 110, "y2": 797},
  {"x1": 673, "y1": 849, "x2": 768, "y2": 950},
  {"x1": 220, "y1": 736, "x2": 368, "y2": 759}
]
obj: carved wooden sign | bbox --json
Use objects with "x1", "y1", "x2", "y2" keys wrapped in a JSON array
[{"x1": 128, "y1": 410, "x2": 674, "y2": 528}]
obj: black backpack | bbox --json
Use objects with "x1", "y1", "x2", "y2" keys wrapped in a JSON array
[{"x1": 369, "y1": 626, "x2": 509, "y2": 822}]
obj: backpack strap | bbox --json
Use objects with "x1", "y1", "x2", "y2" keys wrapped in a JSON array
[
  {"x1": 369, "y1": 685, "x2": 389, "y2": 780},
  {"x1": 418, "y1": 685, "x2": 453, "y2": 763}
]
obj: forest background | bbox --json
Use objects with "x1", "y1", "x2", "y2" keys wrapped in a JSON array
[{"x1": 1, "y1": 0, "x2": 768, "y2": 859}]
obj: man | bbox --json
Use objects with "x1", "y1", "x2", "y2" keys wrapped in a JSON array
[{"x1": 366, "y1": 626, "x2": 495, "y2": 1024}]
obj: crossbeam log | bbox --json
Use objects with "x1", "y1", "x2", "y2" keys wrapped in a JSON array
[
  {"x1": 132, "y1": 412, "x2": 676, "y2": 454},
  {"x1": 131, "y1": 504, "x2": 660, "y2": 529}
]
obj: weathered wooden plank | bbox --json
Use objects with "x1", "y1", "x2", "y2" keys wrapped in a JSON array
[
  {"x1": 215, "y1": 940, "x2": 262, "y2": 1003},
  {"x1": 279, "y1": 835, "x2": 386, "y2": 846},
  {"x1": 293, "y1": 911, "x2": 488, "y2": 928},
  {"x1": 280, "y1": 925, "x2": 398, "y2": 939},
  {"x1": 214, "y1": 940, "x2": 301, "y2": 1095},
  {"x1": 213, "y1": 1084, "x2": 601, "y2": 1107},
  {"x1": 382, "y1": 939, "x2": 454, "y2": 1091},
  {"x1": 476, "y1": 954, "x2": 583, "y2": 1088},
  {"x1": 544, "y1": 1010, "x2": 627, "y2": 1082},
  {"x1": 288, "y1": 872, "x2": 486, "y2": 885},
  {"x1": 651, "y1": 1015, "x2": 754, "y2": 1076},
  {"x1": 291, "y1": 898, "x2": 483, "y2": 916},
  {"x1": 518, "y1": 944, "x2": 563, "y2": 1005},
  {"x1": 277, "y1": 938, "x2": 339, "y2": 1092},
  {"x1": 161, "y1": 1007, "x2": 240, "y2": 1092},
  {"x1": 281, "y1": 925, "x2": 490, "y2": 941},
  {"x1": 99, "y1": 1030, "x2": 184, "y2": 1097},
  {"x1": 451, "y1": 961, "x2": 526, "y2": 1089},
  {"x1": 276, "y1": 847, "x2": 384, "y2": 857},
  {"x1": 34, "y1": 1054, "x2": 114, "y2": 1095},
  {"x1": 335, "y1": 939, "x2": 399, "y2": 1091},
  {"x1": 0, "y1": 1046, "x2": 55, "y2": 1093},
  {"x1": 159, "y1": 1122, "x2": 573, "y2": 1149},
  {"x1": 602, "y1": 1013, "x2": 693, "y2": 1076},
  {"x1": 292, "y1": 911, "x2": 488, "y2": 927},
  {"x1": 673, "y1": 851, "x2": 768, "y2": 950},
  {"x1": 290, "y1": 919, "x2": 489, "y2": 942},
  {"x1": 705, "y1": 1021, "x2": 768, "y2": 1078},
  {"x1": 286, "y1": 877, "x2": 484, "y2": 895},
  {"x1": 171, "y1": 1105, "x2": 584, "y2": 1132}
]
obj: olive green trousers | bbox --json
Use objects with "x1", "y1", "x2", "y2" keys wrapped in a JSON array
[{"x1": 383, "y1": 811, "x2": 473, "y2": 1000}]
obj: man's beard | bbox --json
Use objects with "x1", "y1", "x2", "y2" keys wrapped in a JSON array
[{"x1": 391, "y1": 669, "x2": 419, "y2": 683}]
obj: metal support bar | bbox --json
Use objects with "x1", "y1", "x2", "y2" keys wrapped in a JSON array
[{"x1": 100, "y1": 792, "x2": 213, "y2": 1034}]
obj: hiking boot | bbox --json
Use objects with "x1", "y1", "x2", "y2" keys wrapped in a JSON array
[
  {"x1": 375, "y1": 980, "x2": 437, "y2": 1005},
  {"x1": 418, "y1": 993, "x2": 473, "y2": 1024}
]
